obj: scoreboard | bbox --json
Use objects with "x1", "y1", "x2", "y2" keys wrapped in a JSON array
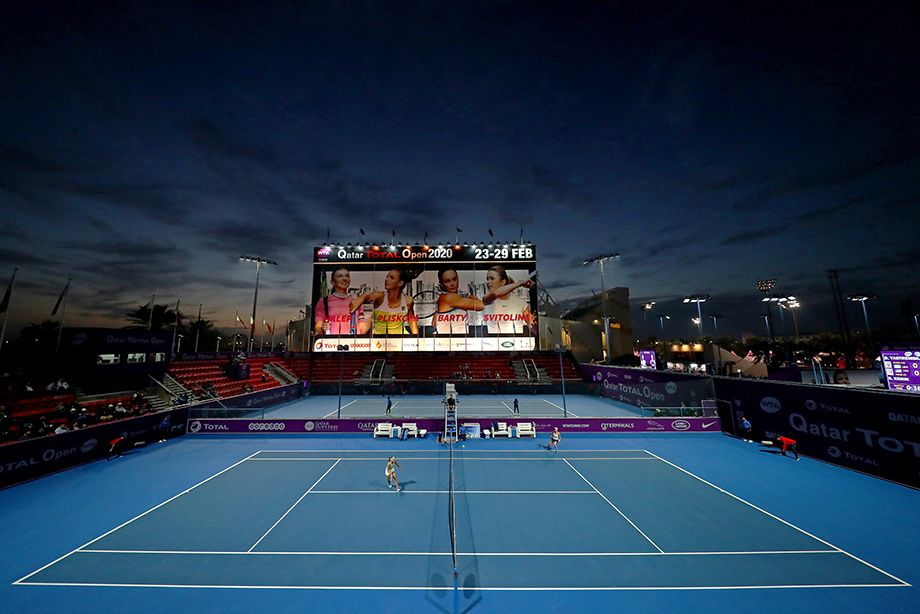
[{"x1": 311, "y1": 244, "x2": 538, "y2": 352}]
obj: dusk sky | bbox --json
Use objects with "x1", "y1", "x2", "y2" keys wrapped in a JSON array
[{"x1": 2, "y1": 2, "x2": 919, "y2": 341}]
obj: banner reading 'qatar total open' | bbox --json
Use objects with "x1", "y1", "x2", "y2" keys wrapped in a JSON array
[{"x1": 311, "y1": 244, "x2": 537, "y2": 352}]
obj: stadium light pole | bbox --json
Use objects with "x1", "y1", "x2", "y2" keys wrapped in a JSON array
[
  {"x1": 847, "y1": 294, "x2": 877, "y2": 353},
  {"x1": 640, "y1": 301, "x2": 656, "y2": 342},
  {"x1": 657, "y1": 314, "x2": 670, "y2": 335},
  {"x1": 583, "y1": 252, "x2": 620, "y2": 363},
  {"x1": 708, "y1": 314, "x2": 722, "y2": 336},
  {"x1": 914, "y1": 314, "x2": 920, "y2": 337},
  {"x1": 756, "y1": 279, "x2": 777, "y2": 351},
  {"x1": 781, "y1": 300, "x2": 801, "y2": 344},
  {"x1": 240, "y1": 255, "x2": 278, "y2": 353},
  {"x1": 683, "y1": 295, "x2": 710, "y2": 339},
  {"x1": 337, "y1": 344, "x2": 350, "y2": 418},
  {"x1": 300, "y1": 303, "x2": 311, "y2": 352}
]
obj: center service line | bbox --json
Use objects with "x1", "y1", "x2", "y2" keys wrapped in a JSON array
[
  {"x1": 563, "y1": 458, "x2": 664, "y2": 553},
  {"x1": 247, "y1": 459, "x2": 341, "y2": 552}
]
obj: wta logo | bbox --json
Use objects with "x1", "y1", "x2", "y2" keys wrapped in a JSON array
[{"x1": 759, "y1": 397, "x2": 782, "y2": 413}]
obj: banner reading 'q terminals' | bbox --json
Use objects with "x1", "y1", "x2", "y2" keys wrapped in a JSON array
[{"x1": 311, "y1": 244, "x2": 538, "y2": 352}]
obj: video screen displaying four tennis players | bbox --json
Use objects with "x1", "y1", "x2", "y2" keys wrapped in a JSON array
[{"x1": 311, "y1": 246, "x2": 538, "y2": 352}]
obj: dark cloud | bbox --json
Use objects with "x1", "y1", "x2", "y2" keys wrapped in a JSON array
[
  {"x1": 731, "y1": 140, "x2": 920, "y2": 212},
  {"x1": 183, "y1": 117, "x2": 277, "y2": 165},
  {"x1": 719, "y1": 225, "x2": 789, "y2": 246}
]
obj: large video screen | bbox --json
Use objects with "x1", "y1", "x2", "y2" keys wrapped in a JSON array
[
  {"x1": 881, "y1": 349, "x2": 920, "y2": 393},
  {"x1": 311, "y1": 244, "x2": 537, "y2": 352}
]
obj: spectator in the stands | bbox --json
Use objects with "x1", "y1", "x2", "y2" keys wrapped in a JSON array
[
  {"x1": 114, "y1": 402, "x2": 129, "y2": 418},
  {"x1": 98, "y1": 404, "x2": 116, "y2": 422},
  {"x1": 54, "y1": 423, "x2": 70, "y2": 435},
  {"x1": 19, "y1": 422, "x2": 36, "y2": 440},
  {"x1": 75, "y1": 409, "x2": 93, "y2": 428}
]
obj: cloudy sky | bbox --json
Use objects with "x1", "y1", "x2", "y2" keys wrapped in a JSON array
[{"x1": 2, "y1": 2, "x2": 919, "y2": 340}]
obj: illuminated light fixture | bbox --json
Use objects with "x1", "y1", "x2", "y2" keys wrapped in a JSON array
[
  {"x1": 683, "y1": 294, "x2": 710, "y2": 338},
  {"x1": 641, "y1": 301, "x2": 656, "y2": 311},
  {"x1": 762, "y1": 295, "x2": 796, "y2": 303},
  {"x1": 756, "y1": 278, "x2": 777, "y2": 293},
  {"x1": 454, "y1": 245, "x2": 461, "y2": 250},
  {"x1": 423, "y1": 244, "x2": 430, "y2": 250}
]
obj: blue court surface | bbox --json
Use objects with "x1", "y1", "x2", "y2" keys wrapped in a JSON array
[
  {"x1": 3, "y1": 433, "x2": 918, "y2": 613},
  {"x1": 251, "y1": 393, "x2": 643, "y2": 419}
]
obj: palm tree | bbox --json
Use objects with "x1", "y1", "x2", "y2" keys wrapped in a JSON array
[
  {"x1": 182, "y1": 318, "x2": 220, "y2": 352},
  {"x1": 125, "y1": 303, "x2": 181, "y2": 331}
]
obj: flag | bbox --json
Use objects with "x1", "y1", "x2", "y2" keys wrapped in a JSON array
[
  {"x1": 488, "y1": 228, "x2": 494, "y2": 238},
  {"x1": 51, "y1": 280, "x2": 70, "y2": 316},
  {"x1": 266, "y1": 321, "x2": 274, "y2": 335},
  {"x1": 236, "y1": 312, "x2": 247, "y2": 329},
  {"x1": 360, "y1": 228, "x2": 366, "y2": 236},
  {"x1": 456, "y1": 227, "x2": 463, "y2": 233},
  {"x1": 0, "y1": 269, "x2": 16, "y2": 314},
  {"x1": 423, "y1": 231, "x2": 428, "y2": 244}
]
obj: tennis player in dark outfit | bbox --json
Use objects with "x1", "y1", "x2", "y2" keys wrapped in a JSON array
[{"x1": 740, "y1": 415, "x2": 752, "y2": 442}]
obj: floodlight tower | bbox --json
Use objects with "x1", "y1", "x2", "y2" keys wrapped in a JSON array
[
  {"x1": 240, "y1": 255, "x2": 278, "y2": 352},
  {"x1": 683, "y1": 295, "x2": 710, "y2": 339},
  {"x1": 847, "y1": 294, "x2": 878, "y2": 354},
  {"x1": 583, "y1": 252, "x2": 620, "y2": 362}
]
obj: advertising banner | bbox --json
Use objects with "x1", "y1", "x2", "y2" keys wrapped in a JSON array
[
  {"x1": 0, "y1": 408, "x2": 188, "y2": 489},
  {"x1": 311, "y1": 244, "x2": 537, "y2": 352},
  {"x1": 713, "y1": 377, "x2": 920, "y2": 488},
  {"x1": 185, "y1": 416, "x2": 721, "y2": 435},
  {"x1": 581, "y1": 364, "x2": 715, "y2": 409}
]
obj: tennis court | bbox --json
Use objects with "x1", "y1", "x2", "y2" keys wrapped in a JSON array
[
  {"x1": 4, "y1": 433, "x2": 918, "y2": 613},
  {"x1": 257, "y1": 393, "x2": 643, "y2": 419}
]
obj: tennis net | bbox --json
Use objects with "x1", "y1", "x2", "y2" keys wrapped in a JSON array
[{"x1": 448, "y1": 434, "x2": 458, "y2": 579}]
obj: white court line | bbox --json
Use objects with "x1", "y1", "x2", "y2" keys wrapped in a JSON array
[
  {"x1": 542, "y1": 398, "x2": 579, "y2": 417},
  {"x1": 247, "y1": 457, "x2": 658, "y2": 461},
  {"x1": 247, "y1": 459, "x2": 340, "y2": 552},
  {"x1": 253, "y1": 449, "x2": 653, "y2": 453},
  {"x1": 563, "y1": 459, "x2": 664, "y2": 553},
  {"x1": 15, "y1": 582, "x2": 906, "y2": 591},
  {"x1": 307, "y1": 490, "x2": 597, "y2": 494},
  {"x1": 500, "y1": 400, "x2": 516, "y2": 415},
  {"x1": 643, "y1": 449, "x2": 911, "y2": 587},
  {"x1": 75, "y1": 548, "x2": 840, "y2": 556},
  {"x1": 322, "y1": 400, "x2": 357, "y2": 418},
  {"x1": 13, "y1": 450, "x2": 263, "y2": 585}
]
